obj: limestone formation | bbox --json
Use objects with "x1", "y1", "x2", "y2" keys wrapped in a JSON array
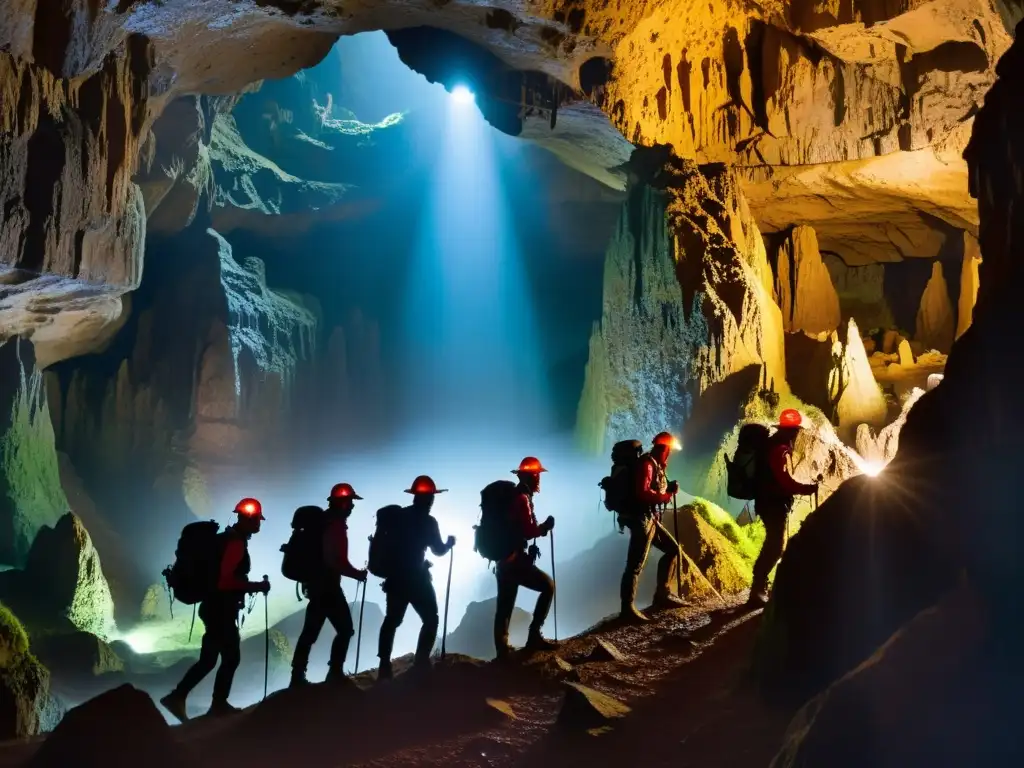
[
  {"x1": 773, "y1": 226, "x2": 841, "y2": 337},
  {"x1": 824, "y1": 254, "x2": 895, "y2": 332},
  {"x1": 0, "y1": 645, "x2": 61, "y2": 740},
  {"x1": 577, "y1": 150, "x2": 785, "y2": 455},
  {"x1": 0, "y1": 513, "x2": 116, "y2": 641},
  {"x1": 855, "y1": 389, "x2": 925, "y2": 472},
  {"x1": 898, "y1": 339, "x2": 915, "y2": 367},
  {"x1": 0, "y1": 338, "x2": 68, "y2": 566},
  {"x1": 956, "y1": 232, "x2": 982, "y2": 340},
  {"x1": 828, "y1": 319, "x2": 888, "y2": 441},
  {"x1": 915, "y1": 261, "x2": 956, "y2": 353}
]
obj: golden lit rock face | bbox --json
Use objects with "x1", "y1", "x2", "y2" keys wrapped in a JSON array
[
  {"x1": 773, "y1": 225, "x2": 841, "y2": 337},
  {"x1": 956, "y1": 231, "x2": 981, "y2": 340},
  {"x1": 915, "y1": 261, "x2": 956, "y2": 353},
  {"x1": 829, "y1": 318, "x2": 888, "y2": 442}
]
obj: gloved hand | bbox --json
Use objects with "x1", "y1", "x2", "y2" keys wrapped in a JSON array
[
  {"x1": 446, "y1": 535, "x2": 456, "y2": 549},
  {"x1": 543, "y1": 515, "x2": 555, "y2": 533},
  {"x1": 667, "y1": 480, "x2": 679, "y2": 495},
  {"x1": 356, "y1": 569, "x2": 368, "y2": 583},
  {"x1": 253, "y1": 578, "x2": 270, "y2": 595}
]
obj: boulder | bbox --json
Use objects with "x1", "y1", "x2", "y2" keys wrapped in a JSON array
[
  {"x1": 27, "y1": 685, "x2": 186, "y2": 768},
  {"x1": 772, "y1": 586, "x2": 1022, "y2": 767},
  {"x1": 915, "y1": 261, "x2": 955, "y2": 354},
  {"x1": 0, "y1": 338, "x2": 68, "y2": 566},
  {"x1": 0, "y1": 600, "x2": 29, "y2": 669},
  {"x1": 753, "y1": 475, "x2": 961, "y2": 704},
  {"x1": 0, "y1": 513, "x2": 116, "y2": 640},
  {"x1": 556, "y1": 682, "x2": 631, "y2": 732},
  {"x1": 667, "y1": 502, "x2": 754, "y2": 594},
  {"x1": 444, "y1": 599, "x2": 531, "y2": 661},
  {"x1": 586, "y1": 638, "x2": 628, "y2": 663},
  {"x1": 33, "y1": 631, "x2": 124, "y2": 677},
  {"x1": 0, "y1": 652, "x2": 62, "y2": 740}
]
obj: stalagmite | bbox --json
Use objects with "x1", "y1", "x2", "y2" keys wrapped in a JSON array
[
  {"x1": 915, "y1": 261, "x2": 955, "y2": 353},
  {"x1": 829, "y1": 318, "x2": 888, "y2": 440},
  {"x1": 956, "y1": 232, "x2": 982, "y2": 340},
  {"x1": 774, "y1": 226, "x2": 842, "y2": 337}
]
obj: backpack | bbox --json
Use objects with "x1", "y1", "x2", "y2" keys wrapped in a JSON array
[
  {"x1": 474, "y1": 480, "x2": 522, "y2": 562},
  {"x1": 367, "y1": 505, "x2": 403, "y2": 578},
  {"x1": 162, "y1": 521, "x2": 223, "y2": 605},
  {"x1": 280, "y1": 506, "x2": 327, "y2": 584},
  {"x1": 598, "y1": 439, "x2": 643, "y2": 514},
  {"x1": 725, "y1": 423, "x2": 772, "y2": 500}
]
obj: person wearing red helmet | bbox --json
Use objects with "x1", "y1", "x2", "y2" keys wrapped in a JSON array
[
  {"x1": 290, "y1": 483, "x2": 368, "y2": 687},
  {"x1": 619, "y1": 432, "x2": 686, "y2": 623},
  {"x1": 493, "y1": 457, "x2": 558, "y2": 659},
  {"x1": 161, "y1": 498, "x2": 270, "y2": 721},
  {"x1": 749, "y1": 410, "x2": 820, "y2": 606},
  {"x1": 376, "y1": 475, "x2": 455, "y2": 680}
]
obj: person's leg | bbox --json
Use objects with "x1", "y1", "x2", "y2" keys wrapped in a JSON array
[
  {"x1": 517, "y1": 562, "x2": 556, "y2": 648},
  {"x1": 161, "y1": 602, "x2": 223, "y2": 721},
  {"x1": 291, "y1": 592, "x2": 327, "y2": 685},
  {"x1": 408, "y1": 577, "x2": 439, "y2": 667},
  {"x1": 620, "y1": 516, "x2": 656, "y2": 618},
  {"x1": 651, "y1": 520, "x2": 684, "y2": 605},
  {"x1": 210, "y1": 608, "x2": 241, "y2": 712},
  {"x1": 323, "y1": 586, "x2": 355, "y2": 680},
  {"x1": 493, "y1": 565, "x2": 520, "y2": 658},
  {"x1": 377, "y1": 582, "x2": 409, "y2": 679},
  {"x1": 751, "y1": 505, "x2": 787, "y2": 602}
]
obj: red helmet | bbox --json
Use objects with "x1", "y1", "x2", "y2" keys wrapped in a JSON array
[
  {"x1": 778, "y1": 409, "x2": 803, "y2": 429},
  {"x1": 513, "y1": 456, "x2": 547, "y2": 474},
  {"x1": 404, "y1": 475, "x2": 448, "y2": 495},
  {"x1": 328, "y1": 483, "x2": 363, "y2": 502},
  {"x1": 653, "y1": 432, "x2": 681, "y2": 450},
  {"x1": 234, "y1": 497, "x2": 265, "y2": 520}
]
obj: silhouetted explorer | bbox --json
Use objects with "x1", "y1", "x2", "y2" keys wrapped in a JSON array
[
  {"x1": 620, "y1": 432, "x2": 687, "y2": 623},
  {"x1": 371, "y1": 475, "x2": 455, "y2": 680},
  {"x1": 488, "y1": 457, "x2": 559, "y2": 659},
  {"x1": 285, "y1": 483, "x2": 368, "y2": 687},
  {"x1": 161, "y1": 499, "x2": 270, "y2": 722},
  {"x1": 748, "y1": 409, "x2": 820, "y2": 607}
]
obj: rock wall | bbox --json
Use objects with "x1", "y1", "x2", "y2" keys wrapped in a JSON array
[
  {"x1": 772, "y1": 225, "x2": 841, "y2": 337},
  {"x1": 577, "y1": 148, "x2": 785, "y2": 455},
  {"x1": 956, "y1": 231, "x2": 982, "y2": 340},
  {"x1": 0, "y1": 338, "x2": 68, "y2": 567}
]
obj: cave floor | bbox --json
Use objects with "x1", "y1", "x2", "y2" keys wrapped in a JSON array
[{"x1": 0, "y1": 595, "x2": 795, "y2": 767}]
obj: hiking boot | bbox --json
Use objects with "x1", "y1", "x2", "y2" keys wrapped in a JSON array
[
  {"x1": 525, "y1": 632, "x2": 559, "y2": 652},
  {"x1": 324, "y1": 667, "x2": 349, "y2": 685},
  {"x1": 651, "y1": 591, "x2": 689, "y2": 610},
  {"x1": 377, "y1": 661, "x2": 393, "y2": 682},
  {"x1": 619, "y1": 604, "x2": 651, "y2": 624},
  {"x1": 207, "y1": 700, "x2": 242, "y2": 717},
  {"x1": 289, "y1": 672, "x2": 309, "y2": 689},
  {"x1": 747, "y1": 591, "x2": 769, "y2": 607},
  {"x1": 495, "y1": 645, "x2": 513, "y2": 663},
  {"x1": 159, "y1": 692, "x2": 189, "y2": 724}
]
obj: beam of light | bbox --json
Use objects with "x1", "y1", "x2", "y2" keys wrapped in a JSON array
[{"x1": 451, "y1": 84, "x2": 475, "y2": 105}]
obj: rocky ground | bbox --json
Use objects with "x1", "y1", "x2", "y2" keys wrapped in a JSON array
[{"x1": 0, "y1": 596, "x2": 796, "y2": 768}]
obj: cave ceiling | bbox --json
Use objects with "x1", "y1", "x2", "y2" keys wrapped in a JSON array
[{"x1": 0, "y1": 0, "x2": 1017, "y2": 362}]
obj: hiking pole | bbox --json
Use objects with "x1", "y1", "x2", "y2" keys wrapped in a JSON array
[
  {"x1": 354, "y1": 578, "x2": 367, "y2": 675},
  {"x1": 262, "y1": 574, "x2": 269, "y2": 701},
  {"x1": 441, "y1": 545, "x2": 454, "y2": 660},
  {"x1": 550, "y1": 529, "x2": 558, "y2": 641},
  {"x1": 672, "y1": 493, "x2": 682, "y2": 599}
]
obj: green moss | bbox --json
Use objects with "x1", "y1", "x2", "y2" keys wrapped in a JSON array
[
  {"x1": 0, "y1": 342, "x2": 68, "y2": 565},
  {"x1": 688, "y1": 497, "x2": 764, "y2": 566},
  {"x1": 0, "y1": 601, "x2": 29, "y2": 668}
]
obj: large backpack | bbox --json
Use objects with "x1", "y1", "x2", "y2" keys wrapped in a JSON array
[
  {"x1": 725, "y1": 423, "x2": 772, "y2": 500},
  {"x1": 162, "y1": 521, "x2": 223, "y2": 605},
  {"x1": 474, "y1": 480, "x2": 522, "y2": 562},
  {"x1": 598, "y1": 439, "x2": 643, "y2": 514},
  {"x1": 367, "y1": 505, "x2": 403, "y2": 578},
  {"x1": 280, "y1": 506, "x2": 327, "y2": 584}
]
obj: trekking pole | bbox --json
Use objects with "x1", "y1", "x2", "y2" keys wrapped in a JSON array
[
  {"x1": 672, "y1": 493, "x2": 682, "y2": 599},
  {"x1": 354, "y1": 578, "x2": 367, "y2": 674},
  {"x1": 550, "y1": 529, "x2": 558, "y2": 641},
  {"x1": 441, "y1": 546, "x2": 454, "y2": 661},
  {"x1": 262, "y1": 575, "x2": 269, "y2": 701}
]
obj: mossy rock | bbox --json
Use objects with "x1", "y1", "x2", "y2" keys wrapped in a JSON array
[
  {"x1": 670, "y1": 504, "x2": 752, "y2": 594},
  {"x1": 0, "y1": 600, "x2": 29, "y2": 669},
  {"x1": 0, "y1": 651, "x2": 63, "y2": 739},
  {"x1": 686, "y1": 497, "x2": 764, "y2": 566}
]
